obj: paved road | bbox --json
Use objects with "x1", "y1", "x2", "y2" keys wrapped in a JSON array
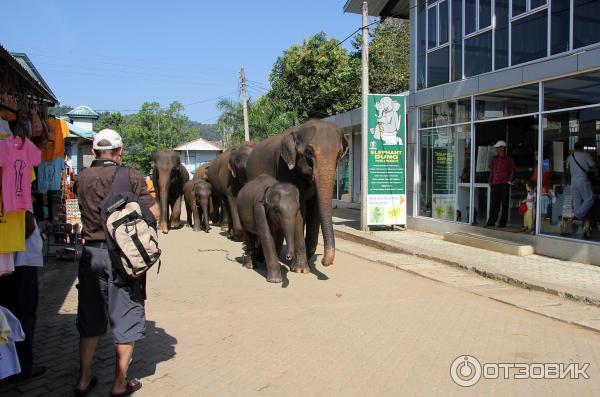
[{"x1": 2, "y1": 225, "x2": 600, "y2": 396}]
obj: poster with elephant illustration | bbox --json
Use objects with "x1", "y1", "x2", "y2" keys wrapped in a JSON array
[{"x1": 367, "y1": 94, "x2": 407, "y2": 226}]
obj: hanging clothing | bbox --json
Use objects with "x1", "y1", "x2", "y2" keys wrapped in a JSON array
[
  {"x1": 0, "y1": 195, "x2": 25, "y2": 253},
  {"x1": 0, "y1": 306, "x2": 25, "y2": 379},
  {"x1": 37, "y1": 157, "x2": 65, "y2": 193},
  {"x1": 0, "y1": 254, "x2": 15, "y2": 277},
  {"x1": 0, "y1": 308, "x2": 9, "y2": 344},
  {"x1": 0, "y1": 136, "x2": 41, "y2": 212},
  {"x1": 40, "y1": 119, "x2": 67, "y2": 162},
  {"x1": 13, "y1": 225, "x2": 43, "y2": 268}
]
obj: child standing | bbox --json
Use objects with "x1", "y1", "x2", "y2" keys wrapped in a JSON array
[{"x1": 523, "y1": 181, "x2": 536, "y2": 234}]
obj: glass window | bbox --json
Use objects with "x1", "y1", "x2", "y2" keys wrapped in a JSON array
[
  {"x1": 574, "y1": 0, "x2": 600, "y2": 49},
  {"x1": 428, "y1": 6, "x2": 437, "y2": 49},
  {"x1": 420, "y1": 99, "x2": 472, "y2": 128},
  {"x1": 451, "y1": 0, "x2": 463, "y2": 81},
  {"x1": 544, "y1": 71, "x2": 600, "y2": 111},
  {"x1": 419, "y1": 125, "x2": 472, "y2": 223},
  {"x1": 465, "y1": 31, "x2": 492, "y2": 77},
  {"x1": 428, "y1": 47, "x2": 450, "y2": 87},
  {"x1": 531, "y1": 0, "x2": 547, "y2": 8},
  {"x1": 540, "y1": 106, "x2": 600, "y2": 241},
  {"x1": 511, "y1": 11, "x2": 548, "y2": 65},
  {"x1": 465, "y1": 0, "x2": 476, "y2": 35},
  {"x1": 475, "y1": 84, "x2": 539, "y2": 120},
  {"x1": 418, "y1": 1, "x2": 427, "y2": 89},
  {"x1": 439, "y1": 1, "x2": 449, "y2": 44},
  {"x1": 335, "y1": 134, "x2": 351, "y2": 201},
  {"x1": 551, "y1": 0, "x2": 570, "y2": 55},
  {"x1": 512, "y1": 0, "x2": 526, "y2": 16},
  {"x1": 479, "y1": 0, "x2": 492, "y2": 29},
  {"x1": 495, "y1": 0, "x2": 509, "y2": 69}
]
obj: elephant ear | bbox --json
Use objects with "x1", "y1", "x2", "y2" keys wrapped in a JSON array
[
  {"x1": 264, "y1": 186, "x2": 280, "y2": 208},
  {"x1": 281, "y1": 132, "x2": 297, "y2": 171}
]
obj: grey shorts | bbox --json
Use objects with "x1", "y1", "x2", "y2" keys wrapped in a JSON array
[{"x1": 76, "y1": 246, "x2": 146, "y2": 343}]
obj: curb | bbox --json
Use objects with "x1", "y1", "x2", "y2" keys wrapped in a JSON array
[{"x1": 333, "y1": 226, "x2": 600, "y2": 308}]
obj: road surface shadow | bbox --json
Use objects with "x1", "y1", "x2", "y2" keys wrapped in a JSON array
[{"x1": 308, "y1": 255, "x2": 329, "y2": 280}]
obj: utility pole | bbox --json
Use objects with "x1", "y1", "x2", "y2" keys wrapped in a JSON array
[
  {"x1": 360, "y1": 1, "x2": 369, "y2": 231},
  {"x1": 240, "y1": 68, "x2": 250, "y2": 141}
]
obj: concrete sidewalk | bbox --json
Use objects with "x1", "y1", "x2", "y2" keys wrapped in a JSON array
[{"x1": 332, "y1": 208, "x2": 600, "y2": 306}]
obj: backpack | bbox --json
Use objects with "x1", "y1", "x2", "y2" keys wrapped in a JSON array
[{"x1": 100, "y1": 167, "x2": 161, "y2": 278}]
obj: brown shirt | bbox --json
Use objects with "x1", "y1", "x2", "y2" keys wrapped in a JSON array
[{"x1": 75, "y1": 159, "x2": 155, "y2": 241}]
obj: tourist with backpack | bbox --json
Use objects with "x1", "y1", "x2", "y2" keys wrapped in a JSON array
[{"x1": 73, "y1": 129, "x2": 159, "y2": 397}]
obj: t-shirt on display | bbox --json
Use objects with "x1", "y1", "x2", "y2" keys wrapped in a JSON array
[
  {"x1": 37, "y1": 157, "x2": 64, "y2": 193},
  {"x1": 0, "y1": 136, "x2": 41, "y2": 212}
]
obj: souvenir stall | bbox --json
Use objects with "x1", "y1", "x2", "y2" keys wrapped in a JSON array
[{"x1": 0, "y1": 45, "x2": 63, "y2": 379}]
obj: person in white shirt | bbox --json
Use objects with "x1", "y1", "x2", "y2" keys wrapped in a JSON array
[{"x1": 566, "y1": 141, "x2": 597, "y2": 220}]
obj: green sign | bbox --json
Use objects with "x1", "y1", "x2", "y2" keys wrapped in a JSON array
[
  {"x1": 432, "y1": 148, "x2": 456, "y2": 195},
  {"x1": 366, "y1": 94, "x2": 407, "y2": 225}
]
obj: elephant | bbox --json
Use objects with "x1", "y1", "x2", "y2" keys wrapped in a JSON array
[
  {"x1": 183, "y1": 179, "x2": 212, "y2": 232},
  {"x1": 207, "y1": 141, "x2": 256, "y2": 239},
  {"x1": 246, "y1": 120, "x2": 347, "y2": 272},
  {"x1": 194, "y1": 163, "x2": 210, "y2": 180},
  {"x1": 152, "y1": 150, "x2": 190, "y2": 234},
  {"x1": 237, "y1": 174, "x2": 300, "y2": 283}
]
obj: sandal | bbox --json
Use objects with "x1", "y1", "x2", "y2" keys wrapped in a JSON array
[
  {"x1": 109, "y1": 378, "x2": 142, "y2": 397},
  {"x1": 74, "y1": 376, "x2": 98, "y2": 397}
]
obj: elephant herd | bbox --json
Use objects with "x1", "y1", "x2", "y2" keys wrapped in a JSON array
[{"x1": 151, "y1": 119, "x2": 348, "y2": 283}]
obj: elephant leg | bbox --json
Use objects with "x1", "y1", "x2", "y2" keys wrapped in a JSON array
[
  {"x1": 221, "y1": 198, "x2": 230, "y2": 232},
  {"x1": 185, "y1": 201, "x2": 193, "y2": 228},
  {"x1": 226, "y1": 194, "x2": 243, "y2": 240},
  {"x1": 170, "y1": 195, "x2": 184, "y2": 229},
  {"x1": 290, "y1": 211, "x2": 309, "y2": 274},
  {"x1": 242, "y1": 233, "x2": 255, "y2": 269},
  {"x1": 201, "y1": 201, "x2": 211, "y2": 232},
  {"x1": 192, "y1": 201, "x2": 202, "y2": 232},
  {"x1": 305, "y1": 199, "x2": 320, "y2": 261},
  {"x1": 254, "y1": 204, "x2": 282, "y2": 283}
]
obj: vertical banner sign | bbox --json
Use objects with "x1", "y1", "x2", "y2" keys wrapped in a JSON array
[
  {"x1": 431, "y1": 147, "x2": 456, "y2": 221},
  {"x1": 367, "y1": 94, "x2": 407, "y2": 225}
]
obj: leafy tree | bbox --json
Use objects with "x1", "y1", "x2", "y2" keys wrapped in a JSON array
[
  {"x1": 49, "y1": 105, "x2": 73, "y2": 117},
  {"x1": 268, "y1": 32, "x2": 361, "y2": 120},
  {"x1": 95, "y1": 111, "x2": 125, "y2": 132},
  {"x1": 353, "y1": 18, "x2": 410, "y2": 94}
]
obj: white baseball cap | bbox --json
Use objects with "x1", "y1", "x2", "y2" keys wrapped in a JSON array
[
  {"x1": 93, "y1": 128, "x2": 123, "y2": 150},
  {"x1": 494, "y1": 140, "x2": 507, "y2": 148}
]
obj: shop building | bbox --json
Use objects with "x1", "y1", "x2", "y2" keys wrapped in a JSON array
[{"x1": 343, "y1": 0, "x2": 600, "y2": 264}]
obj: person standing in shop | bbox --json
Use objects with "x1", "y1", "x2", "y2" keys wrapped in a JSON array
[
  {"x1": 485, "y1": 140, "x2": 516, "y2": 228},
  {"x1": 73, "y1": 129, "x2": 159, "y2": 397},
  {"x1": 0, "y1": 212, "x2": 45, "y2": 383},
  {"x1": 567, "y1": 141, "x2": 597, "y2": 221}
]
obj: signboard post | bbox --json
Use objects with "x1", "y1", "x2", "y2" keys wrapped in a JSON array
[{"x1": 366, "y1": 94, "x2": 407, "y2": 226}]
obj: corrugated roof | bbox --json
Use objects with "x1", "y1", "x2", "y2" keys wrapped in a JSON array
[
  {"x1": 66, "y1": 122, "x2": 95, "y2": 140},
  {"x1": 0, "y1": 45, "x2": 58, "y2": 105},
  {"x1": 67, "y1": 105, "x2": 100, "y2": 118},
  {"x1": 174, "y1": 137, "x2": 222, "y2": 152}
]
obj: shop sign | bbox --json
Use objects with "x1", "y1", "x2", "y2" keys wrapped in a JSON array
[
  {"x1": 366, "y1": 94, "x2": 407, "y2": 225},
  {"x1": 432, "y1": 147, "x2": 457, "y2": 221}
]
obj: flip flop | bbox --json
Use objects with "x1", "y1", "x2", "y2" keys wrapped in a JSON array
[
  {"x1": 109, "y1": 378, "x2": 142, "y2": 397},
  {"x1": 74, "y1": 376, "x2": 98, "y2": 397}
]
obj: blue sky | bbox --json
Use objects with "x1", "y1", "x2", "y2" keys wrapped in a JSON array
[{"x1": 0, "y1": 1, "x2": 365, "y2": 123}]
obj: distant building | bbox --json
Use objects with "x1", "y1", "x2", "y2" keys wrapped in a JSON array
[
  {"x1": 62, "y1": 105, "x2": 99, "y2": 173},
  {"x1": 174, "y1": 137, "x2": 222, "y2": 176},
  {"x1": 66, "y1": 105, "x2": 99, "y2": 131}
]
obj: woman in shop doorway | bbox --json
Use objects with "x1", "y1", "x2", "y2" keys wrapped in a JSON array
[
  {"x1": 566, "y1": 141, "x2": 597, "y2": 237},
  {"x1": 485, "y1": 141, "x2": 516, "y2": 228}
]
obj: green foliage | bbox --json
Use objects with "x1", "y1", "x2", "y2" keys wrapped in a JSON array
[
  {"x1": 49, "y1": 105, "x2": 73, "y2": 117},
  {"x1": 269, "y1": 32, "x2": 360, "y2": 120},
  {"x1": 98, "y1": 101, "x2": 197, "y2": 175},
  {"x1": 353, "y1": 18, "x2": 410, "y2": 94},
  {"x1": 186, "y1": 121, "x2": 221, "y2": 142}
]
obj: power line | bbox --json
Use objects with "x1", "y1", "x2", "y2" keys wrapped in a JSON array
[{"x1": 339, "y1": 20, "x2": 380, "y2": 45}]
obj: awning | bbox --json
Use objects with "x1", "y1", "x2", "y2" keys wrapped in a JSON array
[{"x1": 343, "y1": 0, "x2": 410, "y2": 19}]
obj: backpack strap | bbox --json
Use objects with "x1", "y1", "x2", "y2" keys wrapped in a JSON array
[{"x1": 110, "y1": 167, "x2": 132, "y2": 195}]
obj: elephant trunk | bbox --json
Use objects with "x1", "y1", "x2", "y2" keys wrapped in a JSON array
[
  {"x1": 201, "y1": 200, "x2": 211, "y2": 232},
  {"x1": 315, "y1": 161, "x2": 336, "y2": 266},
  {"x1": 282, "y1": 215, "x2": 296, "y2": 261},
  {"x1": 158, "y1": 170, "x2": 171, "y2": 234}
]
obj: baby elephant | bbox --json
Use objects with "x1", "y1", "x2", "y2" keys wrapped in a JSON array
[
  {"x1": 237, "y1": 174, "x2": 300, "y2": 283},
  {"x1": 183, "y1": 179, "x2": 212, "y2": 232}
]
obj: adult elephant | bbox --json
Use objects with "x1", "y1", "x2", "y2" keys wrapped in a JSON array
[
  {"x1": 246, "y1": 120, "x2": 347, "y2": 271},
  {"x1": 207, "y1": 141, "x2": 256, "y2": 239},
  {"x1": 153, "y1": 150, "x2": 190, "y2": 234},
  {"x1": 194, "y1": 163, "x2": 210, "y2": 180}
]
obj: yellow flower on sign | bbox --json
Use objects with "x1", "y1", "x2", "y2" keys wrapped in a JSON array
[{"x1": 387, "y1": 206, "x2": 403, "y2": 222}]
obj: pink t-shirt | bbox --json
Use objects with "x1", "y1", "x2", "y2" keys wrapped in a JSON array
[{"x1": 0, "y1": 136, "x2": 41, "y2": 212}]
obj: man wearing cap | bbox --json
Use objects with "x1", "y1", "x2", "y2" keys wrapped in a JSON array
[
  {"x1": 485, "y1": 140, "x2": 516, "y2": 228},
  {"x1": 73, "y1": 129, "x2": 159, "y2": 396}
]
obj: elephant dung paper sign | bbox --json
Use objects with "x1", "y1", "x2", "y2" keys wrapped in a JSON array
[{"x1": 367, "y1": 94, "x2": 407, "y2": 226}]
